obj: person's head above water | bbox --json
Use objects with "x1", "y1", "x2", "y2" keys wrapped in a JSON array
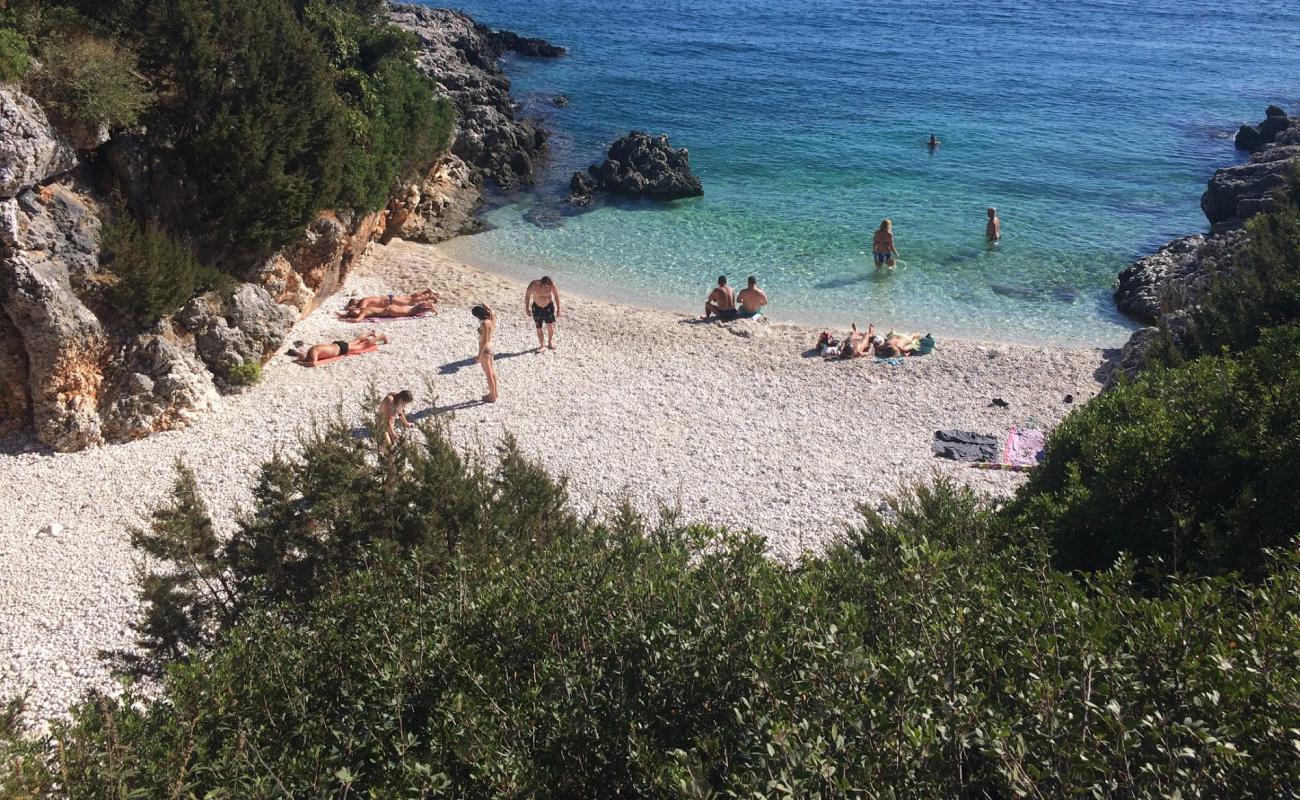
[
  {"x1": 879, "y1": 218, "x2": 892, "y2": 233},
  {"x1": 717, "y1": 275, "x2": 728, "y2": 287},
  {"x1": 988, "y1": 207, "x2": 997, "y2": 218},
  {"x1": 929, "y1": 133, "x2": 937, "y2": 143},
  {"x1": 747, "y1": 275, "x2": 758, "y2": 288},
  {"x1": 471, "y1": 304, "x2": 490, "y2": 320}
]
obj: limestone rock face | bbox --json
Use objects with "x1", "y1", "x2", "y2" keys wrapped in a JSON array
[
  {"x1": 1113, "y1": 230, "x2": 1245, "y2": 323},
  {"x1": 383, "y1": 153, "x2": 484, "y2": 244},
  {"x1": 1201, "y1": 143, "x2": 1300, "y2": 229},
  {"x1": 570, "y1": 131, "x2": 703, "y2": 203},
  {"x1": 390, "y1": 4, "x2": 559, "y2": 189},
  {"x1": 0, "y1": 311, "x2": 28, "y2": 435},
  {"x1": 0, "y1": 88, "x2": 76, "y2": 198},
  {"x1": 101, "y1": 327, "x2": 221, "y2": 441},
  {"x1": 255, "y1": 209, "x2": 383, "y2": 316},
  {"x1": 177, "y1": 284, "x2": 294, "y2": 383}
]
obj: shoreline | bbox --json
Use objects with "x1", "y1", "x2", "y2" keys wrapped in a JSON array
[{"x1": 0, "y1": 238, "x2": 1105, "y2": 724}]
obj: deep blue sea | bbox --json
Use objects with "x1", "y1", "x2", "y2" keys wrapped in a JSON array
[{"x1": 430, "y1": 0, "x2": 1300, "y2": 345}]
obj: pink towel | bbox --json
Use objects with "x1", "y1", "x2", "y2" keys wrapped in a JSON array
[{"x1": 1003, "y1": 425, "x2": 1046, "y2": 467}]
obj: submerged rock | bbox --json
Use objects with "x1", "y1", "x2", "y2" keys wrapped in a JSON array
[{"x1": 569, "y1": 131, "x2": 703, "y2": 203}]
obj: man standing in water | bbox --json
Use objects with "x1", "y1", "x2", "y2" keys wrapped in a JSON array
[
  {"x1": 524, "y1": 275, "x2": 561, "y2": 351},
  {"x1": 736, "y1": 275, "x2": 768, "y2": 317},
  {"x1": 986, "y1": 207, "x2": 1001, "y2": 242},
  {"x1": 472, "y1": 304, "x2": 498, "y2": 403}
]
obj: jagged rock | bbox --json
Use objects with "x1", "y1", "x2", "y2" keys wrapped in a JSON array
[
  {"x1": 383, "y1": 153, "x2": 484, "y2": 244},
  {"x1": 569, "y1": 170, "x2": 597, "y2": 196},
  {"x1": 1232, "y1": 105, "x2": 1296, "y2": 153},
  {"x1": 571, "y1": 131, "x2": 703, "y2": 202},
  {"x1": 255, "y1": 210, "x2": 382, "y2": 315},
  {"x1": 1202, "y1": 143, "x2": 1300, "y2": 228},
  {"x1": 101, "y1": 328, "x2": 220, "y2": 440},
  {"x1": 0, "y1": 88, "x2": 76, "y2": 198},
  {"x1": 390, "y1": 4, "x2": 557, "y2": 189},
  {"x1": 551, "y1": 94, "x2": 569, "y2": 107},
  {"x1": 177, "y1": 285, "x2": 294, "y2": 383},
  {"x1": 0, "y1": 310, "x2": 30, "y2": 435},
  {"x1": 1113, "y1": 230, "x2": 1245, "y2": 323},
  {"x1": 485, "y1": 29, "x2": 566, "y2": 58}
]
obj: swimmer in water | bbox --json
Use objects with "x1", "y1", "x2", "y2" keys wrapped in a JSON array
[
  {"x1": 986, "y1": 207, "x2": 1001, "y2": 242},
  {"x1": 928, "y1": 133, "x2": 940, "y2": 151}
]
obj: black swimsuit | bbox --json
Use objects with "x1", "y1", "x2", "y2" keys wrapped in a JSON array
[{"x1": 335, "y1": 340, "x2": 350, "y2": 355}]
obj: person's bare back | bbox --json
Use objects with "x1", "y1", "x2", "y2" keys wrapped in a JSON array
[
  {"x1": 986, "y1": 207, "x2": 1001, "y2": 242},
  {"x1": 736, "y1": 276, "x2": 768, "y2": 316},
  {"x1": 702, "y1": 276, "x2": 737, "y2": 319}
]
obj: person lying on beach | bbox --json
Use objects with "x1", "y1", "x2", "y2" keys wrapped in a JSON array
[
  {"x1": 345, "y1": 289, "x2": 438, "y2": 312},
  {"x1": 701, "y1": 275, "x2": 738, "y2": 320},
  {"x1": 377, "y1": 389, "x2": 414, "y2": 452},
  {"x1": 472, "y1": 303, "x2": 499, "y2": 403},
  {"x1": 286, "y1": 330, "x2": 388, "y2": 365},
  {"x1": 524, "y1": 275, "x2": 561, "y2": 351},
  {"x1": 872, "y1": 219, "x2": 899, "y2": 270},
  {"x1": 736, "y1": 275, "x2": 768, "y2": 317},
  {"x1": 838, "y1": 323, "x2": 877, "y2": 359},
  {"x1": 340, "y1": 300, "x2": 437, "y2": 321},
  {"x1": 873, "y1": 331, "x2": 924, "y2": 358}
]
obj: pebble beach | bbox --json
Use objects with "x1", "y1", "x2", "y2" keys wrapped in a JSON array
[{"x1": 0, "y1": 238, "x2": 1105, "y2": 724}]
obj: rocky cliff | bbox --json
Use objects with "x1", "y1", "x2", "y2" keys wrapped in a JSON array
[
  {"x1": 0, "y1": 8, "x2": 561, "y2": 450},
  {"x1": 1107, "y1": 106, "x2": 1300, "y2": 387}
]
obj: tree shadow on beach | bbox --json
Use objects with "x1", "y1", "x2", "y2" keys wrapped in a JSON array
[{"x1": 438, "y1": 350, "x2": 535, "y2": 374}]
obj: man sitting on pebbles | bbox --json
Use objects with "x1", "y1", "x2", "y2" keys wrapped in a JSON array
[
  {"x1": 286, "y1": 330, "x2": 389, "y2": 366},
  {"x1": 701, "y1": 275, "x2": 738, "y2": 320},
  {"x1": 736, "y1": 275, "x2": 768, "y2": 318}
]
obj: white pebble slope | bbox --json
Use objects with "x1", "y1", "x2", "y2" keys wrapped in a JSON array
[{"x1": 0, "y1": 238, "x2": 1106, "y2": 725}]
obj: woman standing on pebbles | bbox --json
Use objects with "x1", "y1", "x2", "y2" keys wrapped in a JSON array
[{"x1": 472, "y1": 304, "x2": 498, "y2": 403}]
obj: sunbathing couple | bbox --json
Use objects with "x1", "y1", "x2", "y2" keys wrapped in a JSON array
[
  {"x1": 702, "y1": 275, "x2": 768, "y2": 320},
  {"x1": 339, "y1": 289, "x2": 439, "y2": 321},
  {"x1": 822, "y1": 324, "x2": 925, "y2": 359},
  {"x1": 287, "y1": 330, "x2": 389, "y2": 366}
]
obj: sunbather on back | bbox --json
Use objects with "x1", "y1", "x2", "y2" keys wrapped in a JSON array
[
  {"x1": 287, "y1": 330, "x2": 388, "y2": 365},
  {"x1": 345, "y1": 289, "x2": 438, "y2": 312},
  {"x1": 341, "y1": 300, "x2": 436, "y2": 321}
]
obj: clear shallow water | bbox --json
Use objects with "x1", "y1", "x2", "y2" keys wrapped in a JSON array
[{"x1": 430, "y1": 0, "x2": 1300, "y2": 345}]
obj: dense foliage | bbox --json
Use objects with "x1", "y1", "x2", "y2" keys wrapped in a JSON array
[
  {"x1": 1013, "y1": 327, "x2": 1300, "y2": 582},
  {"x1": 2, "y1": 417, "x2": 1298, "y2": 798},
  {"x1": 0, "y1": 27, "x2": 29, "y2": 82},
  {"x1": 102, "y1": 211, "x2": 230, "y2": 326},
  {"x1": 12, "y1": 0, "x2": 453, "y2": 256}
]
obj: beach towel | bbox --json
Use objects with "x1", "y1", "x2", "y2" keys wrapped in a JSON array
[
  {"x1": 338, "y1": 312, "x2": 434, "y2": 324},
  {"x1": 875, "y1": 356, "x2": 905, "y2": 366},
  {"x1": 1003, "y1": 425, "x2": 1046, "y2": 467},
  {"x1": 932, "y1": 430, "x2": 999, "y2": 463},
  {"x1": 293, "y1": 343, "x2": 380, "y2": 367}
]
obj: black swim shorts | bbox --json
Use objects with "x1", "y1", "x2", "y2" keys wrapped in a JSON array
[
  {"x1": 335, "y1": 340, "x2": 350, "y2": 355},
  {"x1": 531, "y1": 302, "x2": 556, "y2": 327}
]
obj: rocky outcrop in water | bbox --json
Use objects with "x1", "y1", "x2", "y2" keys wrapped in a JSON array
[
  {"x1": 569, "y1": 131, "x2": 703, "y2": 203},
  {"x1": 390, "y1": 4, "x2": 562, "y2": 190},
  {"x1": 1233, "y1": 105, "x2": 1295, "y2": 153},
  {"x1": 1106, "y1": 106, "x2": 1300, "y2": 388}
]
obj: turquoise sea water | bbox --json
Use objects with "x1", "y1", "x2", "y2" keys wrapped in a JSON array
[{"x1": 431, "y1": 0, "x2": 1300, "y2": 345}]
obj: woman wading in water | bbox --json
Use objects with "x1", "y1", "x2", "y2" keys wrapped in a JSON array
[{"x1": 872, "y1": 218, "x2": 900, "y2": 271}]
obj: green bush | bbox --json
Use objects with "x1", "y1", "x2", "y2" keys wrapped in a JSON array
[
  {"x1": 1192, "y1": 178, "x2": 1300, "y2": 358},
  {"x1": 104, "y1": 212, "x2": 227, "y2": 326},
  {"x1": 6, "y1": 416, "x2": 1299, "y2": 798},
  {"x1": 22, "y1": 33, "x2": 148, "y2": 138},
  {"x1": 0, "y1": 27, "x2": 29, "y2": 82},
  {"x1": 223, "y1": 359, "x2": 262, "y2": 387},
  {"x1": 1012, "y1": 327, "x2": 1300, "y2": 583}
]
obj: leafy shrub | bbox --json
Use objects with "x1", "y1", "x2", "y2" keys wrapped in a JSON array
[
  {"x1": 223, "y1": 359, "x2": 262, "y2": 387},
  {"x1": 6, "y1": 415, "x2": 1299, "y2": 798},
  {"x1": 0, "y1": 27, "x2": 29, "y2": 82},
  {"x1": 1012, "y1": 327, "x2": 1300, "y2": 583},
  {"x1": 22, "y1": 33, "x2": 148, "y2": 139},
  {"x1": 139, "y1": 0, "x2": 347, "y2": 253},
  {"x1": 104, "y1": 212, "x2": 227, "y2": 326},
  {"x1": 1192, "y1": 178, "x2": 1300, "y2": 357}
]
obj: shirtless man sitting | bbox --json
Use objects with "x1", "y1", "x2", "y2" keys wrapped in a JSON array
[
  {"x1": 701, "y1": 275, "x2": 737, "y2": 320},
  {"x1": 524, "y1": 275, "x2": 561, "y2": 351},
  {"x1": 286, "y1": 330, "x2": 388, "y2": 366},
  {"x1": 340, "y1": 300, "x2": 437, "y2": 321},
  {"x1": 345, "y1": 289, "x2": 438, "y2": 313},
  {"x1": 736, "y1": 275, "x2": 768, "y2": 318}
]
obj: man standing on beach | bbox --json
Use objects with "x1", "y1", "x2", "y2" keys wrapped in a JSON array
[
  {"x1": 524, "y1": 276, "x2": 561, "y2": 351},
  {"x1": 472, "y1": 304, "x2": 498, "y2": 403},
  {"x1": 736, "y1": 275, "x2": 768, "y2": 317},
  {"x1": 702, "y1": 275, "x2": 737, "y2": 320},
  {"x1": 986, "y1": 207, "x2": 1001, "y2": 242}
]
